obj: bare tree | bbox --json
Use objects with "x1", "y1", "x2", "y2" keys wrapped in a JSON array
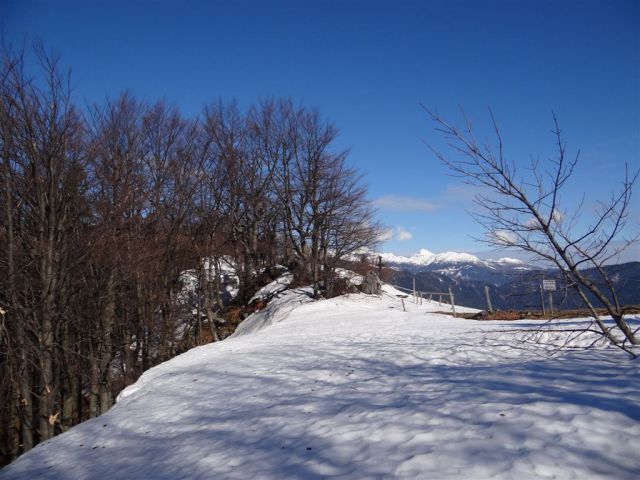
[
  {"x1": 202, "y1": 100, "x2": 274, "y2": 302},
  {"x1": 0, "y1": 43, "x2": 89, "y2": 455},
  {"x1": 0, "y1": 39, "x2": 380, "y2": 463},
  {"x1": 0, "y1": 44, "x2": 35, "y2": 460},
  {"x1": 85, "y1": 92, "x2": 146, "y2": 416},
  {"x1": 319, "y1": 162, "x2": 381, "y2": 297},
  {"x1": 425, "y1": 107, "x2": 638, "y2": 354}
]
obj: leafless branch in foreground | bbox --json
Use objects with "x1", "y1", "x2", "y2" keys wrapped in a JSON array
[{"x1": 423, "y1": 106, "x2": 639, "y2": 354}]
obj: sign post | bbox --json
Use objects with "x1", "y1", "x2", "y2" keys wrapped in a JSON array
[{"x1": 542, "y1": 280, "x2": 556, "y2": 315}]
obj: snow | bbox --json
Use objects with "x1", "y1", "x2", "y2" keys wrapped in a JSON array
[
  {"x1": 179, "y1": 257, "x2": 240, "y2": 304},
  {"x1": 379, "y1": 249, "x2": 484, "y2": 266},
  {"x1": 2, "y1": 289, "x2": 638, "y2": 480},
  {"x1": 249, "y1": 272, "x2": 294, "y2": 303},
  {"x1": 417, "y1": 248, "x2": 435, "y2": 257},
  {"x1": 379, "y1": 249, "x2": 531, "y2": 271},
  {"x1": 233, "y1": 287, "x2": 315, "y2": 337},
  {"x1": 430, "y1": 251, "x2": 482, "y2": 264},
  {"x1": 334, "y1": 268, "x2": 364, "y2": 286}
]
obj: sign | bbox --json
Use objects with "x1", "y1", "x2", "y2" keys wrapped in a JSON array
[{"x1": 542, "y1": 280, "x2": 556, "y2": 291}]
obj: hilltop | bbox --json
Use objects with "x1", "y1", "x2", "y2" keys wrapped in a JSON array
[{"x1": 1, "y1": 281, "x2": 638, "y2": 479}]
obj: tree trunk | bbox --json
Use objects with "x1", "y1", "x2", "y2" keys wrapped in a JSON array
[{"x1": 98, "y1": 273, "x2": 116, "y2": 414}]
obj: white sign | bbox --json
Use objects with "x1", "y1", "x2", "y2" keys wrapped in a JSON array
[{"x1": 542, "y1": 280, "x2": 556, "y2": 291}]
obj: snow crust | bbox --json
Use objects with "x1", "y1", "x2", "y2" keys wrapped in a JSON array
[{"x1": 2, "y1": 291, "x2": 638, "y2": 480}]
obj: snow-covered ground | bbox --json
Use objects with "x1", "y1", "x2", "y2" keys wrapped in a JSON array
[
  {"x1": 2, "y1": 287, "x2": 638, "y2": 479},
  {"x1": 249, "y1": 272, "x2": 294, "y2": 304}
]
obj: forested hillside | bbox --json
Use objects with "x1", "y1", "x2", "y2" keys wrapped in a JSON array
[{"x1": 0, "y1": 47, "x2": 378, "y2": 465}]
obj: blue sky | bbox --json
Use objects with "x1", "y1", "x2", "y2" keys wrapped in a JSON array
[{"x1": 4, "y1": 0, "x2": 639, "y2": 258}]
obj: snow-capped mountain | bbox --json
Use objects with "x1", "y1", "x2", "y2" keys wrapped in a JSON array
[
  {"x1": 378, "y1": 249, "x2": 531, "y2": 284},
  {"x1": 382, "y1": 248, "x2": 640, "y2": 311},
  {"x1": 380, "y1": 249, "x2": 524, "y2": 268}
]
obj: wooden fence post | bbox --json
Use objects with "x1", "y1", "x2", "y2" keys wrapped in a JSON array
[
  {"x1": 413, "y1": 277, "x2": 417, "y2": 304},
  {"x1": 448, "y1": 287, "x2": 456, "y2": 318},
  {"x1": 484, "y1": 285, "x2": 493, "y2": 313}
]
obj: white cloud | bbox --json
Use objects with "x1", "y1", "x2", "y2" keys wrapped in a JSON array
[
  {"x1": 490, "y1": 229, "x2": 518, "y2": 246},
  {"x1": 377, "y1": 228, "x2": 395, "y2": 242},
  {"x1": 372, "y1": 195, "x2": 439, "y2": 213},
  {"x1": 524, "y1": 217, "x2": 539, "y2": 229},
  {"x1": 442, "y1": 183, "x2": 483, "y2": 203},
  {"x1": 377, "y1": 226, "x2": 414, "y2": 242},
  {"x1": 525, "y1": 210, "x2": 563, "y2": 230},
  {"x1": 396, "y1": 227, "x2": 413, "y2": 241},
  {"x1": 552, "y1": 209, "x2": 564, "y2": 223}
]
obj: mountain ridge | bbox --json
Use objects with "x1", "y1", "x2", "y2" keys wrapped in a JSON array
[
  {"x1": 378, "y1": 249, "x2": 526, "y2": 270},
  {"x1": 377, "y1": 249, "x2": 640, "y2": 310}
]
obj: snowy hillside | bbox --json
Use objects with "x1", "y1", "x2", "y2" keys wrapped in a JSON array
[{"x1": 1, "y1": 287, "x2": 638, "y2": 479}]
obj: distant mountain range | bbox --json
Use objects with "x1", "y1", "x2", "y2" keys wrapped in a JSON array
[
  {"x1": 379, "y1": 249, "x2": 526, "y2": 270},
  {"x1": 379, "y1": 250, "x2": 640, "y2": 311}
]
